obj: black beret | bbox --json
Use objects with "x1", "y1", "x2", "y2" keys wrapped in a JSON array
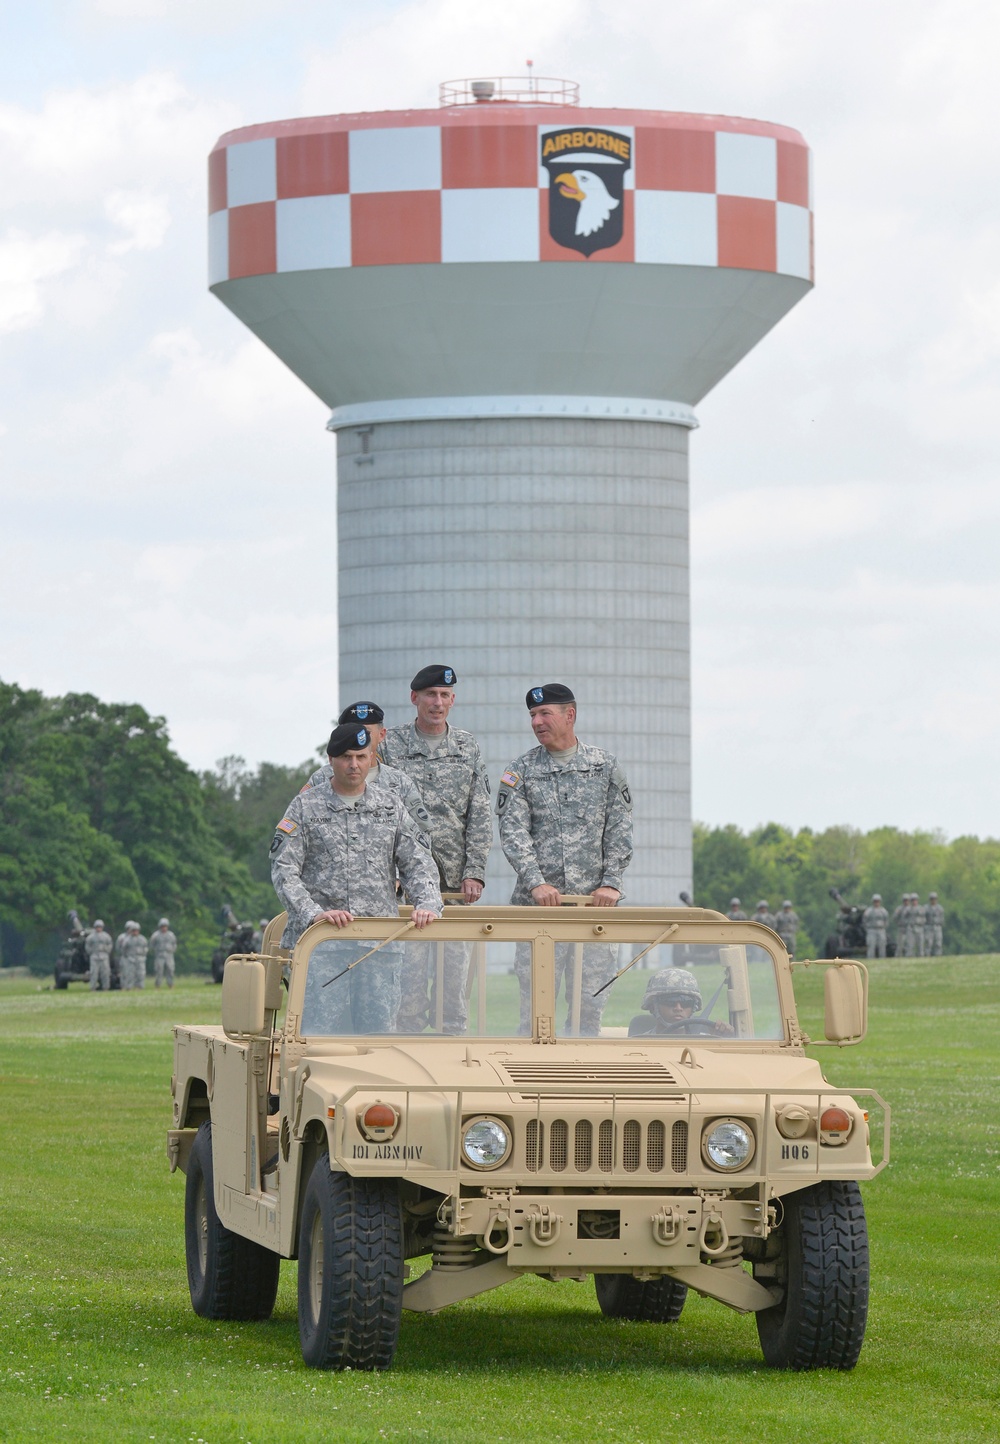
[
  {"x1": 410, "y1": 664, "x2": 456, "y2": 691},
  {"x1": 327, "y1": 723, "x2": 371, "y2": 757},
  {"x1": 526, "y1": 683, "x2": 576, "y2": 709},
  {"x1": 338, "y1": 700, "x2": 384, "y2": 726}
]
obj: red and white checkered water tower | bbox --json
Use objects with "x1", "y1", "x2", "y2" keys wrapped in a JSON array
[{"x1": 207, "y1": 76, "x2": 813, "y2": 902}]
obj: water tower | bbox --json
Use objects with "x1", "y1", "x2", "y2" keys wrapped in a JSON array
[{"x1": 207, "y1": 76, "x2": 812, "y2": 902}]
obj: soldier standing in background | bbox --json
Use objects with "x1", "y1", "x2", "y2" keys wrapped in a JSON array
[
  {"x1": 497, "y1": 683, "x2": 633, "y2": 1036},
  {"x1": 304, "y1": 701, "x2": 431, "y2": 834},
  {"x1": 862, "y1": 894, "x2": 889, "y2": 959},
  {"x1": 270, "y1": 723, "x2": 442, "y2": 1032},
  {"x1": 925, "y1": 892, "x2": 945, "y2": 955},
  {"x1": 120, "y1": 921, "x2": 148, "y2": 990},
  {"x1": 910, "y1": 893, "x2": 927, "y2": 957},
  {"x1": 85, "y1": 919, "x2": 114, "y2": 991},
  {"x1": 114, "y1": 922, "x2": 130, "y2": 978},
  {"x1": 774, "y1": 901, "x2": 800, "y2": 957},
  {"x1": 753, "y1": 900, "x2": 777, "y2": 930},
  {"x1": 893, "y1": 894, "x2": 910, "y2": 957},
  {"x1": 728, "y1": 898, "x2": 747, "y2": 921},
  {"x1": 149, "y1": 918, "x2": 178, "y2": 989},
  {"x1": 380, "y1": 666, "x2": 492, "y2": 1034}
]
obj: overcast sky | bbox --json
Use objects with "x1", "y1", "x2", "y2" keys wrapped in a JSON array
[{"x1": 2, "y1": 0, "x2": 998, "y2": 839}]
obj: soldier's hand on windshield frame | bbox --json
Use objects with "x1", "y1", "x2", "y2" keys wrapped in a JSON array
[
  {"x1": 313, "y1": 909, "x2": 354, "y2": 928},
  {"x1": 411, "y1": 909, "x2": 439, "y2": 929},
  {"x1": 590, "y1": 887, "x2": 620, "y2": 908},
  {"x1": 531, "y1": 884, "x2": 562, "y2": 906}
]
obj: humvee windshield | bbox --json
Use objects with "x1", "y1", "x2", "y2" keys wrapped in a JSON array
[{"x1": 298, "y1": 931, "x2": 784, "y2": 1042}]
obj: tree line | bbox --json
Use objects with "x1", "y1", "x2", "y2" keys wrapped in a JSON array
[
  {"x1": 2, "y1": 679, "x2": 996, "y2": 972},
  {"x1": 692, "y1": 821, "x2": 1000, "y2": 957},
  {"x1": 0, "y1": 679, "x2": 315, "y2": 974}
]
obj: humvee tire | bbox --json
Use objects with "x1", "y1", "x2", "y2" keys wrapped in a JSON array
[
  {"x1": 594, "y1": 1272, "x2": 688, "y2": 1323},
  {"x1": 297, "y1": 1156, "x2": 403, "y2": 1371},
  {"x1": 755, "y1": 1180, "x2": 869, "y2": 1370},
  {"x1": 54, "y1": 972, "x2": 70, "y2": 990},
  {"x1": 185, "y1": 1122, "x2": 280, "y2": 1321}
]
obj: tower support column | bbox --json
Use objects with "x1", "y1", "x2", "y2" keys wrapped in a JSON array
[{"x1": 332, "y1": 400, "x2": 695, "y2": 904}]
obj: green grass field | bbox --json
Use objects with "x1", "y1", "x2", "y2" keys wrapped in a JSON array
[{"x1": 2, "y1": 956, "x2": 998, "y2": 1443}]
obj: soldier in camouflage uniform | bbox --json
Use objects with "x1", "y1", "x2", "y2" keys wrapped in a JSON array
[
  {"x1": 149, "y1": 918, "x2": 178, "y2": 989},
  {"x1": 379, "y1": 667, "x2": 491, "y2": 1034},
  {"x1": 925, "y1": 892, "x2": 945, "y2": 955},
  {"x1": 774, "y1": 901, "x2": 800, "y2": 957},
  {"x1": 862, "y1": 894, "x2": 889, "y2": 959},
  {"x1": 271, "y1": 724, "x2": 442, "y2": 1034},
  {"x1": 753, "y1": 901, "x2": 777, "y2": 930},
  {"x1": 909, "y1": 893, "x2": 927, "y2": 957},
  {"x1": 85, "y1": 919, "x2": 114, "y2": 991},
  {"x1": 892, "y1": 894, "x2": 909, "y2": 957},
  {"x1": 728, "y1": 898, "x2": 747, "y2": 921},
  {"x1": 497, "y1": 683, "x2": 632, "y2": 1036},
  {"x1": 303, "y1": 701, "x2": 431, "y2": 835},
  {"x1": 119, "y1": 921, "x2": 148, "y2": 990}
]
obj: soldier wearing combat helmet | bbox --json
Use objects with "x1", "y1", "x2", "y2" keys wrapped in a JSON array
[
  {"x1": 85, "y1": 919, "x2": 114, "y2": 992},
  {"x1": 862, "y1": 893, "x2": 889, "y2": 959},
  {"x1": 628, "y1": 967, "x2": 735, "y2": 1037},
  {"x1": 497, "y1": 683, "x2": 632, "y2": 1035},
  {"x1": 728, "y1": 898, "x2": 747, "y2": 921}
]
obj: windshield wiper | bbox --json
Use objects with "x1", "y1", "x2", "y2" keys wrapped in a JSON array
[
  {"x1": 321, "y1": 919, "x2": 416, "y2": 987},
  {"x1": 592, "y1": 923, "x2": 679, "y2": 997}
]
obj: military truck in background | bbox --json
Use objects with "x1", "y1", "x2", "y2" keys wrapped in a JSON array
[
  {"x1": 167, "y1": 903, "x2": 888, "y2": 1373},
  {"x1": 210, "y1": 905, "x2": 258, "y2": 984}
]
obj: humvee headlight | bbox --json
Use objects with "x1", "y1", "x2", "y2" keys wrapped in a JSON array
[
  {"x1": 702, "y1": 1120, "x2": 755, "y2": 1172},
  {"x1": 462, "y1": 1117, "x2": 511, "y2": 1169}
]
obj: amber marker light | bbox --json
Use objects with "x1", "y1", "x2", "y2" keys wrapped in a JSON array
[
  {"x1": 819, "y1": 1106, "x2": 853, "y2": 1146},
  {"x1": 358, "y1": 1101, "x2": 400, "y2": 1142}
]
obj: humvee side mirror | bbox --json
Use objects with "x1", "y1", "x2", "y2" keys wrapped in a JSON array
[
  {"x1": 222, "y1": 958, "x2": 267, "y2": 1038},
  {"x1": 824, "y1": 962, "x2": 867, "y2": 1044}
]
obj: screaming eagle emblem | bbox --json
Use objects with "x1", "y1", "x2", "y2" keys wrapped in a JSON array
[{"x1": 542, "y1": 126, "x2": 631, "y2": 257}]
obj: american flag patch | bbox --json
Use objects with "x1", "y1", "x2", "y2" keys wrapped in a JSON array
[
  {"x1": 501, "y1": 770, "x2": 520, "y2": 788},
  {"x1": 276, "y1": 817, "x2": 297, "y2": 834}
]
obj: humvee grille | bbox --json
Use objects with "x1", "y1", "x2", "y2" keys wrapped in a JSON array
[{"x1": 523, "y1": 1116, "x2": 688, "y2": 1175}]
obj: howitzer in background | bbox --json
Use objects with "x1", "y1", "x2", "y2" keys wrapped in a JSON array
[
  {"x1": 54, "y1": 910, "x2": 121, "y2": 990},
  {"x1": 210, "y1": 905, "x2": 258, "y2": 984},
  {"x1": 825, "y1": 888, "x2": 895, "y2": 959}
]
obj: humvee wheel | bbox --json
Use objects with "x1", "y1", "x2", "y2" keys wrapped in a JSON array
[
  {"x1": 54, "y1": 972, "x2": 69, "y2": 990},
  {"x1": 755, "y1": 1180, "x2": 869, "y2": 1370},
  {"x1": 297, "y1": 1155, "x2": 403, "y2": 1371},
  {"x1": 185, "y1": 1122, "x2": 280, "y2": 1321},
  {"x1": 594, "y1": 1272, "x2": 687, "y2": 1323}
]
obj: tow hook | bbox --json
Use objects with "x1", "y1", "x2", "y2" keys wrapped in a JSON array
[
  {"x1": 651, "y1": 1205, "x2": 683, "y2": 1245},
  {"x1": 699, "y1": 1209, "x2": 731, "y2": 1257},
  {"x1": 527, "y1": 1204, "x2": 563, "y2": 1247}
]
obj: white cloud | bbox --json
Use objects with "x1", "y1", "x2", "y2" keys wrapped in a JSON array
[
  {"x1": 105, "y1": 190, "x2": 171, "y2": 254},
  {"x1": 0, "y1": 228, "x2": 87, "y2": 333}
]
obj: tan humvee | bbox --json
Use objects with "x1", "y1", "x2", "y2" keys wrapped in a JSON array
[{"x1": 167, "y1": 903, "x2": 888, "y2": 1373}]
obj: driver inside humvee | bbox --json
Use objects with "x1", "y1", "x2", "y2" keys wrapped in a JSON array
[{"x1": 628, "y1": 966, "x2": 736, "y2": 1037}]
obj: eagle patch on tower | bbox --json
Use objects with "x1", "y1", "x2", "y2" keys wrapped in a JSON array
[{"x1": 542, "y1": 126, "x2": 631, "y2": 257}]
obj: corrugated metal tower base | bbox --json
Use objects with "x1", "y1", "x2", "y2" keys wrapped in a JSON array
[{"x1": 336, "y1": 415, "x2": 691, "y2": 906}]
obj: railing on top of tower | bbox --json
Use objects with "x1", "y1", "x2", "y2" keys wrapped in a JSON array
[{"x1": 439, "y1": 75, "x2": 580, "y2": 107}]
